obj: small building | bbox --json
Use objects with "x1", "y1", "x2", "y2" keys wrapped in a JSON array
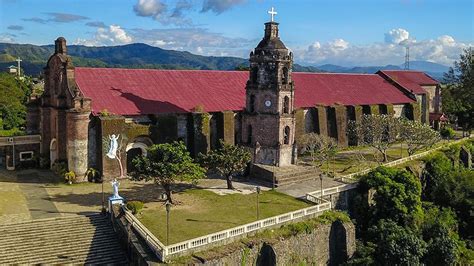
[{"x1": 7, "y1": 65, "x2": 18, "y2": 74}]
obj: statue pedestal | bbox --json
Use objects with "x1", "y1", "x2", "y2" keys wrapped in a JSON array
[{"x1": 108, "y1": 195, "x2": 124, "y2": 213}]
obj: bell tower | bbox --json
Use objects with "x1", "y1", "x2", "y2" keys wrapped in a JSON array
[{"x1": 242, "y1": 8, "x2": 296, "y2": 166}]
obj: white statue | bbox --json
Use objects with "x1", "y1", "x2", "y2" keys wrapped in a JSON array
[
  {"x1": 106, "y1": 134, "x2": 119, "y2": 159},
  {"x1": 111, "y1": 179, "x2": 120, "y2": 198}
]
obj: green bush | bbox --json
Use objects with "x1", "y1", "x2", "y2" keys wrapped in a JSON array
[
  {"x1": 440, "y1": 127, "x2": 455, "y2": 139},
  {"x1": 64, "y1": 171, "x2": 76, "y2": 184},
  {"x1": 84, "y1": 168, "x2": 101, "y2": 183},
  {"x1": 0, "y1": 128, "x2": 25, "y2": 137},
  {"x1": 126, "y1": 201, "x2": 144, "y2": 215}
]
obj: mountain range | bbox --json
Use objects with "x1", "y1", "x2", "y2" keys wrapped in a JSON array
[
  {"x1": 0, "y1": 42, "x2": 449, "y2": 80},
  {"x1": 316, "y1": 61, "x2": 449, "y2": 80}
]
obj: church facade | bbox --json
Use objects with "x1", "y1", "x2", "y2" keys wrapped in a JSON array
[{"x1": 27, "y1": 20, "x2": 441, "y2": 179}]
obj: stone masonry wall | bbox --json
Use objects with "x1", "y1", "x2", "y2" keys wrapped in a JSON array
[
  {"x1": 189, "y1": 220, "x2": 355, "y2": 266},
  {"x1": 316, "y1": 105, "x2": 328, "y2": 136}
]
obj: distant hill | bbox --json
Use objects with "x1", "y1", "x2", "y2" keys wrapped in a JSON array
[
  {"x1": 317, "y1": 61, "x2": 449, "y2": 80},
  {"x1": 0, "y1": 42, "x2": 449, "y2": 80},
  {"x1": 0, "y1": 42, "x2": 323, "y2": 76}
]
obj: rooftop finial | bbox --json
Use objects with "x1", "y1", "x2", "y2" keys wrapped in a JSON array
[{"x1": 268, "y1": 7, "x2": 277, "y2": 22}]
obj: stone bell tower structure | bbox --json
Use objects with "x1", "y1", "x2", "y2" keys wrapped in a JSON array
[
  {"x1": 242, "y1": 9, "x2": 296, "y2": 167},
  {"x1": 40, "y1": 37, "x2": 91, "y2": 177}
]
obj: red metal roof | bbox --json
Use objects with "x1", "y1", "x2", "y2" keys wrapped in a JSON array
[
  {"x1": 75, "y1": 67, "x2": 415, "y2": 115},
  {"x1": 293, "y1": 72, "x2": 414, "y2": 107},
  {"x1": 378, "y1": 70, "x2": 439, "y2": 94}
]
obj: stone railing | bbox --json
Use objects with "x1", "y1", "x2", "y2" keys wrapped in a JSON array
[
  {"x1": 305, "y1": 183, "x2": 357, "y2": 204},
  {"x1": 122, "y1": 207, "x2": 166, "y2": 261},
  {"x1": 122, "y1": 202, "x2": 332, "y2": 262},
  {"x1": 0, "y1": 135, "x2": 41, "y2": 146}
]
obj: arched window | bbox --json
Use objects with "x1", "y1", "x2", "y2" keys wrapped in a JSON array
[
  {"x1": 249, "y1": 95, "x2": 255, "y2": 113},
  {"x1": 282, "y1": 67, "x2": 288, "y2": 84},
  {"x1": 247, "y1": 125, "x2": 253, "y2": 144},
  {"x1": 283, "y1": 126, "x2": 290, "y2": 144},
  {"x1": 283, "y1": 96, "x2": 290, "y2": 114}
]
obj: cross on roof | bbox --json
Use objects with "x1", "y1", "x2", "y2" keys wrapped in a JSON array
[{"x1": 268, "y1": 7, "x2": 277, "y2": 22}]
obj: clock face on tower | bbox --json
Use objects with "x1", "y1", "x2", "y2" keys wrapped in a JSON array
[{"x1": 265, "y1": 100, "x2": 272, "y2": 107}]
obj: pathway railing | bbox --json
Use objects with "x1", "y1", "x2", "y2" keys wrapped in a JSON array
[
  {"x1": 122, "y1": 200, "x2": 332, "y2": 261},
  {"x1": 122, "y1": 208, "x2": 166, "y2": 261}
]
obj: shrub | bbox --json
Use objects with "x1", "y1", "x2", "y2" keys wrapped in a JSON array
[
  {"x1": 126, "y1": 201, "x2": 144, "y2": 215},
  {"x1": 440, "y1": 127, "x2": 455, "y2": 139},
  {"x1": 84, "y1": 168, "x2": 101, "y2": 183},
  {"x1": 64, "y1": 171, "x2": 76, "y2": 184},
  {"x1": 284, "y1": 222, "x2": 313, "y2": 235}
]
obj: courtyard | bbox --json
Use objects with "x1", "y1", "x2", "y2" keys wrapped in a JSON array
[{"x1": 0, "y1": 169, "x2": 334, "y2": 227}]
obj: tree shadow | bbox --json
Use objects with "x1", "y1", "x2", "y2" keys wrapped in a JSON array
[
  {"x1": 47, "y1": 181, "x2": 198, "y2": 208},
  {"x1": 0, "y1": 169, "x2": 61, "y2": 184},
  {"x1": 111, "y1": 87, "x2": 188, "y2": 114}
]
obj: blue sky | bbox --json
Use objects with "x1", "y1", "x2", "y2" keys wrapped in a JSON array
[{"x1": 0, "y1": 0, "x2": 472, "y2": 66}]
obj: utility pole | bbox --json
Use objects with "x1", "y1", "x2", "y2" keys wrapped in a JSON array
[
  {"x1": 16, "y1": 57, "x2": 22, "y2": 78},
  {"x1": 404, "y1": 46, "x2": 410, "y2": 70}
]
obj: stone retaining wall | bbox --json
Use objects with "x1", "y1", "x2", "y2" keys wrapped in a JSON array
[{"x1": 187, "y1": 220, "x2": 355, "y2": 266}]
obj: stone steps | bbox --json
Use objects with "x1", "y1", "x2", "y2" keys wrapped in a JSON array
[
  {"x1": 2, "y1": 243, "x2": 124, "y2": 264},
  {"x1": 0, "y1": 214, "x2": 128, "y2": 264},
  {"x1": 1, "y1": 230, "x2": 118, "y2": 255},
  {"x1": 0, "y1": 221, "x2": 111, "y2": 240},
  {"x1": 0, "y1": 215, "x2": 105, "y2": 231},
  {"x1": 255, "y1": 165, "x2": 319, "y2": 186}
]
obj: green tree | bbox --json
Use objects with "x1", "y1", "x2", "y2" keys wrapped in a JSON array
[
  {"x1": 357, "y1": 167, "x2": 423, "y2": 231},
  {"x1": 0, "y1": 72, "x2": 30, "y2": 133},
  {"x1": 199, "y1": 140, "x2": 251, "y2": 189},
  {"x1": 399, "y1": 119, "x2": 441, "y2": 156},
  {"x1": 367, "y1": 219, "x2": 427, "y2": 265},
  {"x1": 421, "y1": 152, "x2": 474, "y2": 239},
  {"x1": 442, "y1": 48, "x2": 474, "y2": 131},
  {"x1": 130, "y1": 141, "x2": 205, "y2": 204},
  {"x1": 422, "y1": 204, "x2": 462, "y2": 265},
  {"x1": 421, "y1": 152, "x2": 456, "y2": 202}
]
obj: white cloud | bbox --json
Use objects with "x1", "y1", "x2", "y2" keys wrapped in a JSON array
[
  {"x1": 297, "y1": 29, "x2": 472, "y2": 66},
  {"x1": 134, "y1": 0, "x2": 167, "y2": 18},
  {"x1": 384, "y1": 28, "x2": 410, "y2": 44},
  {"x1": 133, "y1": 0, "x2": 192, "y2": 26},
  {"x1": 130, "y1": 27, "x2": 255, "y2": 57},
  {"x1": 201, "y1": 0, "x2": 246, "y2": 14},
  {"x1": 329, "y1": 39, "x2": 349, "y2": 50},
  {"x1": 0, "y1": 33, "x2": 15, "y2": 43},
  {"x1": 74, "y1": 25, "x2": 133, "y2": 46}
]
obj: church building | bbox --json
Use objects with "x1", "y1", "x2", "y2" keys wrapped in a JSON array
[{"x1": 27, "y1": 17, "x2": 441, "y2": 179}]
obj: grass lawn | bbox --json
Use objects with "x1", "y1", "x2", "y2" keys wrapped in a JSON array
[{"x1": 138, "y1": 189, "x2": 311, "y2": 245}]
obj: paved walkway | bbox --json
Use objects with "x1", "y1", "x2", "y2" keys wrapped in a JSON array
[
  {"x1": 17, "y1": 171, "x2": 61, "y2": 220},
  {"x1": 276, "y1": 177, "x2": 345, "y2": 199}
]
